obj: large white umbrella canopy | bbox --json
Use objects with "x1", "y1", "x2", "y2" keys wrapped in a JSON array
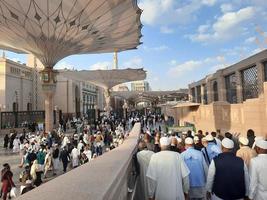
[
  {"x1": 0, "y1": 0, "x2": 142, "y2": 67},
  {"x1": 60, "y1": 68, "x2": 146, "y2": 89}
]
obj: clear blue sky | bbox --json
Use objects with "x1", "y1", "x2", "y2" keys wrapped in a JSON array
[{"x1": 4, "y1": 0, "x2": 267, "y2": 90}]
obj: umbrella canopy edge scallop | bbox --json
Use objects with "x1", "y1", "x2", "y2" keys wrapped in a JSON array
[
  {"x1": 59, "y1": 68, "x2": 147, "y2": 89},
  {"x1": 60, "y1": 68, "x2": 146, "y2": 115},
  {"x1": 0, "y1": 0, "x2": 143, "y2": 68}
]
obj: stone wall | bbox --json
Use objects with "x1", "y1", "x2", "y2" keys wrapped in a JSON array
[
  {"x1": 16, "y1": 123, "x2": 141, "y2": 200},
  {"x1": 174, "y1": 83, "x2": 267, "y2": 137}
]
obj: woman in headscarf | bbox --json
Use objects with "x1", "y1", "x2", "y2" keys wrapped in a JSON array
[{"x1": 1, "y1": 163, "x2": 15, "y2": 200}]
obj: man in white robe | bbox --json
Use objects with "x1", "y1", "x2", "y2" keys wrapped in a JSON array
[
  {"x1": 135, "y1": 141, "x2": 154, "y2": 200},
  {"x1": 71, "y1": 146, "x2": 80, "y2": 168},
  {"x1": 249, "y1": 139, "x2": 267, "y2": 200},
  {"x1": 146, "y1": 137, "x2": 190, "y2": 200},
  {"x1": 83, "y1": 145, "x2": 92, "y2": 161},
  {"x1": 61, "y1": 136, "x2": 69, "y2": 148},
  {"x1": 206, "y1": 138, "x2": 249, "y2": 200},
  {"x1": 77, "y1": 140, "x2": 84, "y2": 153},
  {"x1": 13, "y1": 137, "x2": 21, "y2": 153}
]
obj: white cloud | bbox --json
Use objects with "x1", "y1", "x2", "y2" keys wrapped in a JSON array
[
  {"x1": 168, "y1": 60, "x2": 202, "y2": 77},
  {"x1": 198, "y1": 24, "x2": 210, "y2": 33},
  {"x1": 143, "y1": 45, "x2": 169, "y2": 51},
  {"x1": 54, "y1": 61, "x2": 75, "y2": 70},
  {"x1": 245, "y1": 36, "x2": 256, "y2": 44},
  {"x1": 123, "y1": 57, "x2": 143, "y2": 68},
  {"x1": 221, "y1": 46, "x2": 250, "y2": 58},
  {"x1": 202, "y1": 0, "x2": 216, "y2": 6},
  {"x1": 160, "y1": 26, "x2": 174, "y2": 34},
  {"x1": 169, "y1": 60, "x2": 177, "y2": 65},
  {"x1": 139, "y1": 0, "x2": 217, "y2": 28},
  {"x1": 89, "y1": 61, "x2": 110, "y2": 70},
  {"x1": 168, "y1": 55, "x2": 226, "y2": 77},
  {"x1": 251, "y1": 48, "x2": 263, "y2": 55},
  {"x1": 139, "y1": 0, "x2": 174, "y2": 26},
  {"x1": 209, "y1": 64, "x2": 226, "y2": 72},
  {"x1": 220, "y1": 3, "x2": 234, "y2": 13},
  {"x1": 189, "y1": 7, "x2": 255, "y2": 43}
]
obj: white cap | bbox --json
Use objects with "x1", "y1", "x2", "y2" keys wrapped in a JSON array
[
  {"x1": 185, "y1": 137, "x2": 194, "y2": 145},
  {"x1": 255, "y1": 139, "x2": 267, "y2": 149},
  {"x1": 222, "y1": 138, "x2": 234, "y2": 149},
  {"x1": 239, "y1": 137, "x2": 249, "y2": 146},
  {"x1": 252, "y1": 136, "x2": 264, "y2": 149},
  {"x1": 255, "y1": 136, "x2": 263, "y2": 141},
  {"x1": 194, "y1": 136, "x2": 199, "y2": 141},
  {"x1": 160, "y1": 137, "x2": 171, "y2": 146},
  {"x1": 206, "y1": 134, "x2": 214, "y2": 142}
]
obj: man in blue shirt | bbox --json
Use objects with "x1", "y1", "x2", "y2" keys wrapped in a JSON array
[
  {"x1": 201, "y1": 135, "x2": 221, "y2": 165},
  {"x1": 182, "y1": 137, "x2": 208, "y2": 200}
]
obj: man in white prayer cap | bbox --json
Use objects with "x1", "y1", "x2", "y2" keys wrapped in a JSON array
[
  {"x1": 236, "y1": 137, "x2": 256, "y2": 167},
  {"x1": 135, "y1": 141, "x2": 154, "y2": 200},
  {"x1": 206, "y1": 138, "x2": 249, "y2": 200},
  {"x1": 181, "y1": 137, "x2": 208, "y2": 200},
  {"x1": 249, "y1": 139, "x2": 267, "y2": 200},
  {"x1": 146, "y1": 137, "x2": 190, "y2": 200},
  {"x1": 201, "y1": 135, "x2": 221, "y2": 165}
]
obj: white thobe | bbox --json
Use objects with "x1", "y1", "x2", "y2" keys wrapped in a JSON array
[
  {"x1": 77, "y1": 142, "x2": 84, "y2": 152},
  {"x1": 83, "y1": 150, "x2": 92, "y2": 161},
  {"x1": 206, "y1": 160, "x2": 249, "y2": 200},
  {"x1": 71, "y1": 148, "x2": 80, "y2": 167},
  {"x1": 13, "y1": 139, "x2": 20, "y2": 152},
  {"x1": 136, "y1": 150, "x2": 154, "y2": 200},
  {"x1": 146, "y1": 151, "x2": 190, "y2": 200},
  {"x1": 249, "y1": 154, "x2": 267, "y2": 200},
  {"x1": 215, "y1": 138, "x2": 222, "y2": 149},
  {"x1": 62, "y1": 136, "x2": 69, "y2": 148}
]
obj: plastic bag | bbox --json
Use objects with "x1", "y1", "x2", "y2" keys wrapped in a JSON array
[{"x1": 10, "y1": 187, "x2": 17, "y2": 198}]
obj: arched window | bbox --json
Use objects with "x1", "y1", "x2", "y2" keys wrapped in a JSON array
[
  {"x1": 27, "y1": 103, "x2": 32, "y2": 111},
  {"x1": 213, "y1": 81, "x2": 219, "y2": 101},
  {"x1": 13, "y1": 102, "x2": 18, "y2": 112}
]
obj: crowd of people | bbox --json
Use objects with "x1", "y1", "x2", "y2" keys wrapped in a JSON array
[
  {"x1": 2, "y1": 112, "x2": 267, "y2": 200},
  {"x1": 1, "y1": 115, "x2": 129, "y2": 200},
  {"x1": 136, "y1": 128, "x2": 267, "y2": 200}
]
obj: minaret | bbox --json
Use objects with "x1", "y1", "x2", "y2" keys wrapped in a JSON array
[{"x1": 113, "y1": 50, "x2": 118, "y2": 69}]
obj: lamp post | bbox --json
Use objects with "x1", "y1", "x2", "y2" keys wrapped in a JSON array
[
  {"x1": 40, "y1": 68, "x2": 58, "y2": 132},
  {"x1": 104, "y1": 89, "x2": 112, "y2": 117},
  {"x1": 94, "y1": 104, "x2": 99, "y2": 122},
  {"x1": 122, "y1": 100, "x2": 129, "y2": 120}
]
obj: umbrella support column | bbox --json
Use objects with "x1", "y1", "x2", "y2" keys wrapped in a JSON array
[
  {"x1": 104, "y1": 89, "x2": 112, "y2": 117},
  {"x1": 40, "y1": 68, "x2": 58, "y2": 133}
]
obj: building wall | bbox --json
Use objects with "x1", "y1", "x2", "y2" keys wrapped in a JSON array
[
  {"x1": 0, "y1": 58, "x2": 34, "y2": 111},
  {"x1": 174, "y1": 50, "x2": 267, "y2": 137},
  {"x1": 131, "y1": 80, "x2": 150, "y2": 91},
  {"x1": 54, "y1": 74, "x2": 101, "y2": 117},
  {"x1": 0, "y1": 59, "x2": 6, "y2": 108},
  {"x1": 0, "y1": 55, "x2": 105, "y2": 116},
  {"x1": 176, "y1": 86, "x2": 267, "y2": 137}
]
